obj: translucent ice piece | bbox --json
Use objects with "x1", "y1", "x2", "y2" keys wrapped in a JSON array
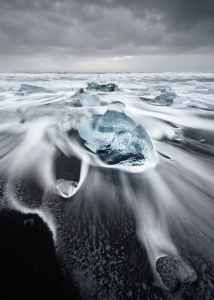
[
  {"x1": 77, "y1": 101, "x2": 135, "y2": 153},
  {"x1": 86, "y1": 82, "x2": 119, "y2": 92},
  {"x1": 0, "y1": 87, "x2": 7, "y2": 93},
  {"x1": 204, "y1": 89, "x2": 214, "y2": 94},
  {"x1": 56, "y1": 179, "x2": 78, "y2": 197},
  {"x1": 77, "y1": 117, "x2": 116, "y2": 153},
  {"x1": 105, "y1": 125, "x2": 155, "y2": 165},
  {"x1": 155, "y1": 92, "x2": 176, "y2": 106},
  {"x1": 80, "y1": 94, "x2": 100, "y2": 107},
  {"x1": 97, "y1": 102, "x2": 136, "y2": 133},
  {"x1": 195, "y1": 86, "x2": 208, "y2": 90},
  {"x1": 20, "y1": 84, "x2": 54, "y2": 93},
  {"x1": 147, "y1": 85, "x2": 171, "y2": 93},
  {"x1": 77, "y1": 101, "x2": 155, "y2": 166},
  {"x1": 107, "y1": 101, "x2": 125, "y2": 112},
  {"x1": 71, "y1": 88, "x2": 100, "y2": 106}
]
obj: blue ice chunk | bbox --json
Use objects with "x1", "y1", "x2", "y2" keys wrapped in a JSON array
[
  {"x1": 105, "y1": 125, "x2": 155, "y2": 165},
  {"x1": 77, "y1": 101, "x2": 135, "y2": 153},
  {"x1": 107, "y1": 101, "x2": 125, "y2": 112},
  {"x1": 96, "y1": 102, "x2": 136, "y2": 133},
  {"x1": 77, "y1": 101, "x2": 155, "y2": 165},
  {"x1": 80, "y1": 94, "x2": 100, "y2": 106},
  {"x1": 20, "y1": 84, "x2": 54, "y2": 93},
  {"x1": 77, "y1": 115, "x2": 116, "y2": 153},
  {"x1": 204, "y1": 89, "x2": 214, "y2": 94},
  {"x1": 86, "y1": 82, "x2": 119, "y2": 92},
  {"x1": 0, "y1": 87, "x2": 7, "y2": 93},
  {"x1": 155, "y1": 92, "x2": 177, "y2": 106},
  {"x1": 71, "y1": 88, "x2": 100, "y2": 106}
]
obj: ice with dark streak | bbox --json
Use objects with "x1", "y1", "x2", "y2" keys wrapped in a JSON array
[
  {"x1": 195, "y1": 86, "x2": 208, "y2": 90},
  {"x1": 105, "y1": 124, "x2": 155, "y2": 165},
  {"x1": 86, "y1": 82, "x2": 119, "y2": 92},
  {"x1": 147, "y1": 85, "x2": 172, "y2": 93},
  {"x1": 20, "y1": 84, "x2": 54, "y2": 94},
  {"x1": 77, "y1": 101, "x2": 135, "y2": 154},
  {"x1": 155, "y1": 91, "x2": 177, "y2": 106},
  {"x1": 71, "y1": 88, "x2": 101, "y2": 107},
  {"x1": 77, "y1": 101, "x2": 155, "y2": 166}
]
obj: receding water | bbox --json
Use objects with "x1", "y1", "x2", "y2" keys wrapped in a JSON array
[{"x1": 0, "y1": 72, "x2": 214, "y2": 299}]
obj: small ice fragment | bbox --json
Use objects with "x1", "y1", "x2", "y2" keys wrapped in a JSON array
[
  {"x1": 23, "y1": 218, "x2": 34, "y2": 227},
  {"x1": 71, "y1": 88, "x2": 100, "y2": 106},
  {"x1": 147, "y1": 85, "x2": 171, "y2": 93},
  {"x1": 8, "y1": 88, "x2": 18, "y2": 92},
  {"x1": 199, "y1": 139, "x2": 205, "y2": 143},
  {"x1": 155, "y1": 92, "x2": 176, "y2": 106},
  {"x1": 0, "y1": 87, "x2": 7, "y2": 93},
  {"x1": 195, "y1": 86, "x2": 208, "y2": 90},
  {"x1": 204, "y1": 89, "x2": 214, "y2": 94},
  {"x1": 77, "y1": 88, "x2": 84, "y2": 94},
  {"x1": 80, "y1": 94, "x2": 100, "y2": 106},
  {"x1": 86, "y1": 82, "x2": 119, "y2": 92},
  {"x1": 107, "y1": 101, "x2": 125, "y2": 112},
  {"x1": 20, "y1": 84, "x2": 54, "y2": 93},
  {"x1": 71, "y1": 88, "x2": 85, "y2": 98},
  {"x1": 56, "y1": 179, "x2": 78, "y2": 198}
]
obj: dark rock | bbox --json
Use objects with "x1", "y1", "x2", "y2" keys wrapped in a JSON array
[{"x1": 156, "y1": 256, "x2": 197, "y2": 291}]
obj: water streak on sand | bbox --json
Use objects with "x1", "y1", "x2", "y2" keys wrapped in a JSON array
[{"x1": 0, "y1": 72, "x2": 214, "y2": 298}]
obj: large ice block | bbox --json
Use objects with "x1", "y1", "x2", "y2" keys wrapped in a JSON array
[
  {"x1": 77, "y1": 101, "x2": 155, "y2": 166},
  {"x1": 86, "y1": 82, "x2": 119, "y2": 92},
  {"x1": 77, "y1": 115, "x2": 116, "y2": 153},
  {"x1": 105, "y1": 125, "x2": 155, "y2": 165},
  {"x1": 20, "y1": 84, "x2": 54, "y2": 93}
]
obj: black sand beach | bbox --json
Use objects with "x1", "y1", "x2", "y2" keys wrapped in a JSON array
[{"x1": 0, "y1": 210, "x2": 79, "y2": 300}]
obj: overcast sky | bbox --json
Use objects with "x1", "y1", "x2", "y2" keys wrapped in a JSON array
[{"x1": 0, "y1": 0, "x2": 214, "y2": 72}]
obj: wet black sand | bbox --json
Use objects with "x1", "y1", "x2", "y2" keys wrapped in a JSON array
[
  {"x1": 1, "y1": 132, "x2": 214, "y2": 299},
  {"x1": 0, "y1": 209, "x2": 79, "y2": 300}
]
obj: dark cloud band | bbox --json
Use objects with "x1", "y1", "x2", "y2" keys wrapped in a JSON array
[{"x1": 0, "y1": 0, "x2": 213, "y2": 70}]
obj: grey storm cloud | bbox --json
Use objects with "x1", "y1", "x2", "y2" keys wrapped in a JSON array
[{"x1": 0, "y1": 0, "x2": 214, "y2": 70}]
